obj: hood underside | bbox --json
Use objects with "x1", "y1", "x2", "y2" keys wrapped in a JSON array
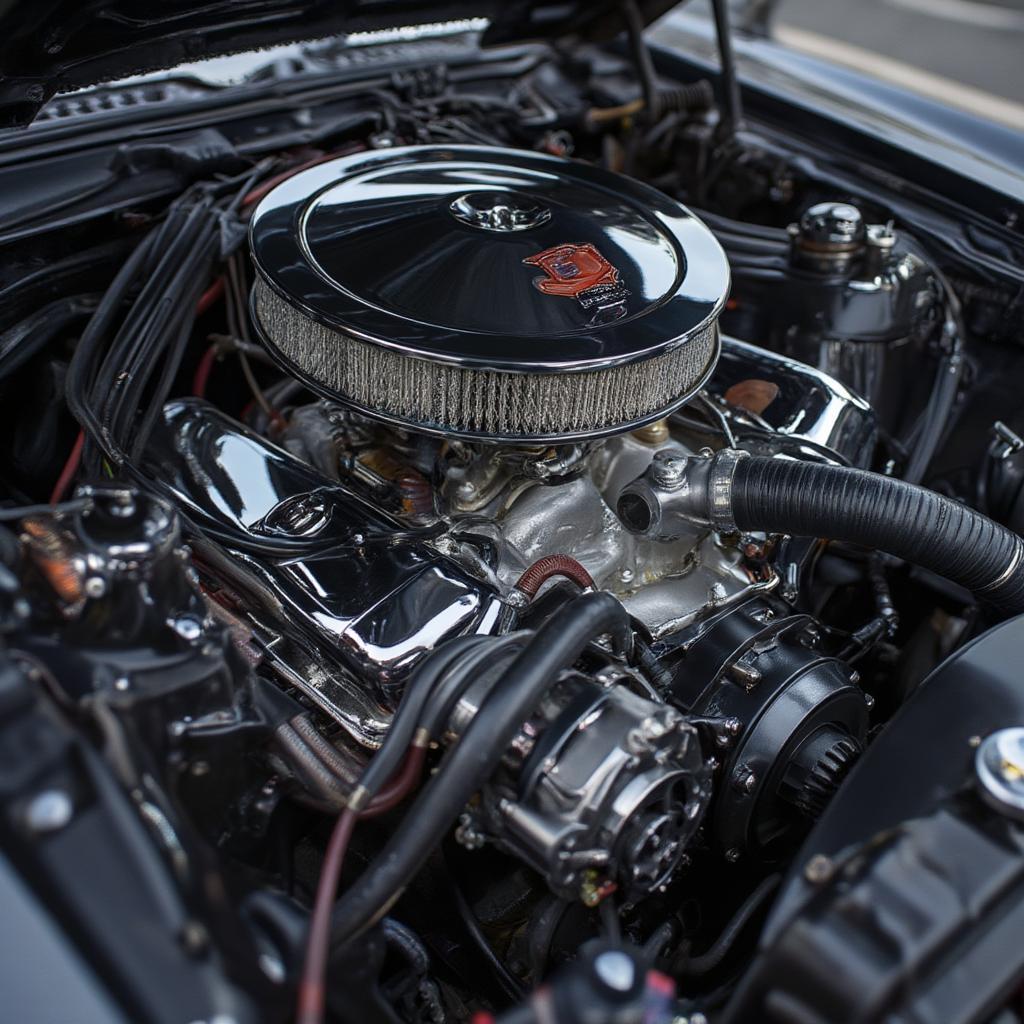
[{"x1": 0, "y1": 0, "x2": 676, "y2": 129}]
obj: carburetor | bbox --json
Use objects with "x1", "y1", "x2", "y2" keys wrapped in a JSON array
[{"x1": 454, "y1": 664, "x2": 711, "y2": 903}]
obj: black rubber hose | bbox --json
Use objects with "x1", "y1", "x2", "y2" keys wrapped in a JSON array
[
  {"x1": 417, "y1": 633, "x2": 528, "y2": 740},
  {"x1": 678, "y1": 874, "x2": 779, "y2": 976},
  {"x1": 289, "y1": 715, "x2": 364, "y2": 790},
  {"x1": 353, "y1": 633, "x2": 493, "y2": 803},
  {"x1": 328, "y1": 591, "x2": 631, "y2": 946},
  {"x1": 729, "y1": 456, "x2": 1024, "y2": 617},
  {"x1": 273, "y1": 722, "x2": 348, "y2": 810}
]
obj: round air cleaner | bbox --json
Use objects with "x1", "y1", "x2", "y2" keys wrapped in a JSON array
[{"x1": 249, "y1": 145, "x2": 729, "y2": 443}]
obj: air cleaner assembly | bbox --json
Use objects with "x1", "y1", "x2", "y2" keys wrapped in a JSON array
[{"x1": 249, "y1": 145, "x2": 729, "y2": 443}]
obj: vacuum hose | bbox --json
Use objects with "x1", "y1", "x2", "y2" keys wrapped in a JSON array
[{"x1": 617, "y1": 450, "x2": 1024, "y2": 618}]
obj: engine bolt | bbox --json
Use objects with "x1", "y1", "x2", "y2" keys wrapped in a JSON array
[
  {"x1": 728, "y1": 660, "x2": 762, "y2": 689},
  {"x1": 732, "y1": 766, "x2": 757, "y2": 794},
  {"x1": 641, "y1": 716, "x2": 667, "y2": 740},
  {"x1": 178, "y1": 920, "x2": 209, "y2": 956},
  {"x1": 650, "y1": 452, "x2": 688, "y2": 489},
  {"x1": 172, "y1": 616, "x2": 203, "y2": 641}
]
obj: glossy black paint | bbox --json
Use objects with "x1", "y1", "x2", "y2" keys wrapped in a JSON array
[
  {"x1": 667, "y1": 599, "x2": 868, "y2": 859},
  {"x1": 762, "y1": 613, "x2": 1024, "y2": 944},
  {"x1": 651, "y1": 19, "x2": 1024, "y2": 220},
  {"x1": 724, "y1": 614, "x2": 1024, "y2": 1023},
  {"x1": 249, "y1": 145, "x2": 730, "y2": 372},
  {"x1": 0, "y1": 0, "x2": 676, "y2": 129}
]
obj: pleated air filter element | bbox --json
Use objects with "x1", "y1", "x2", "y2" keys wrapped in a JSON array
[{"x1": 249, "y1": 146, "x2": 730, "y2": 444}]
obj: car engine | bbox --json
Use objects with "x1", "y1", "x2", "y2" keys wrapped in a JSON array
[{"x1": 1, "y1": 16, "x2": 1024, "y2": 1024}]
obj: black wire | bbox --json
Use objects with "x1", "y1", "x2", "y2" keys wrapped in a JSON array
[
  {"x1": 643, "y1": 920, "x2": 676, "y2": 963},
  {"x1": 0, "y1": 498, "x2": 91, "y2": 521},
  {"x1": 96, "y1": 204, "x2": 196, "y2": 428},
  {"x1": 0, "y1": 295, "x2": 98, "y2": 382},
  {"x1": 599, "y1": 897, "x2": 622, "y2": 943},
  {"x1": 678, "y1": 874, "x2": 780, "y2": 976},
  {"x1": 129, "y1": 244, "x2": 218, "y2": 462},
  {"x1": 65, "y1": 231, "x2": 160, "y2": 473},
  {"x1": 108, "y1": 203, "x2": 219, "y2": 447},
  {"x1": 694, "y1": 391, "x2": 738, "y2": 448},
  {"x1": 446, "y1": 851, "x2": 526, "y2": 1003},
  {"x1": 622, "y1": 0, "x2": 658, "y2": 121},
  {"x1": 526, "y1": 896, "x2": 570, "y2": 983},
  {"x1": 671, "y1": 409, "x2": 852, "y2": 467},
  {"x1": 354, "y1": 634, "x2": 493, "y2": 801}
]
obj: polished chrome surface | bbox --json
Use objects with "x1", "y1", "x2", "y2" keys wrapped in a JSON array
[
  {"x1": 448, "y1": 190, "x2": 551, "y2": 232},
  {"x1": 249, "y1": 144, "x2": 730, "y2": 373},
  {"x1": 147, "y1": 400, "x2": 501, "y2": 744},
  {"x1": 793, "y1": 202, "x2": 865, "y2": 252},
  {"x1": 709, "y1": 336, "x2": 877, "y2": 467},
  {"x1": 464, "y1": 674, "x2": 710, "y2": 899}
]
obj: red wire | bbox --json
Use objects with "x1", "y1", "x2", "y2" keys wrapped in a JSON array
[
  {"x1": 192, "y1": 344, "x2": 218, "y2": 398},
  {"x1": 49, "y1": 429, "x2": 85, "y2": 505},
  {"x1": 50, "y1": 149, "x2": 363, "y2": 508},
  {"x1": 296, "y1": 742, "x2": 427, "y2": 1024},
  {"x1": 296, "y1": 808, "x2": 358, "y2": 1024},
  {"x1": 240, "y1": 146, "x2": 362, "y2": 210},
  {"x1": 360, "y1": 745, "x2": 428, "y2": 819},
  {"x1": 196, "y1": 277, "x2": 224, "y2": 315},
  {"x1": 192, "y1": 278, "x2": 226, "y2": 397}
]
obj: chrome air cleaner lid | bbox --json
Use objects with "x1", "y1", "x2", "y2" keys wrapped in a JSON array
[{"x1": 249, "y1": 145, "x2": 729, "y2": 443}]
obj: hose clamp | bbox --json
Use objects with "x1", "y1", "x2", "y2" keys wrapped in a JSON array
[
  {"x1": 707, "y1": 449, "x2": 748, "y2": 534},
  {"x1": 976, "y1": 537, "x2": 1024, "y2": 595},
  {"x1": 347, "y1": 784, "x2": 370, "y2": 813}
]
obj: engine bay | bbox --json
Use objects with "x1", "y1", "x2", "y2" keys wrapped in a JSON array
[{"x1": 2, "y1": 20, "x2": 1024, "y2": 1024}]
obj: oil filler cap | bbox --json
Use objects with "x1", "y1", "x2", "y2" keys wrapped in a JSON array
[{"x1": 976, "y1": 727, "x2": 1024, "y2": 821}]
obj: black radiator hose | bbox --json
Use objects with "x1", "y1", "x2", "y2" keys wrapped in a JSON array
[
  {"x1": 618, "y1": 451, "x2": 1024, "y2": 618},
  {"x1": 328, "y1": 591, "x2": 631, "y2": 948},
  {"x1": 730, "y1": 457, "x2": 1024, "y2": 616}
]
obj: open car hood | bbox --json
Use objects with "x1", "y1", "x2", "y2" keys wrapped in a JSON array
[{"x1": 0, "y1": 0, "x2": 676, "y2": 128}]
